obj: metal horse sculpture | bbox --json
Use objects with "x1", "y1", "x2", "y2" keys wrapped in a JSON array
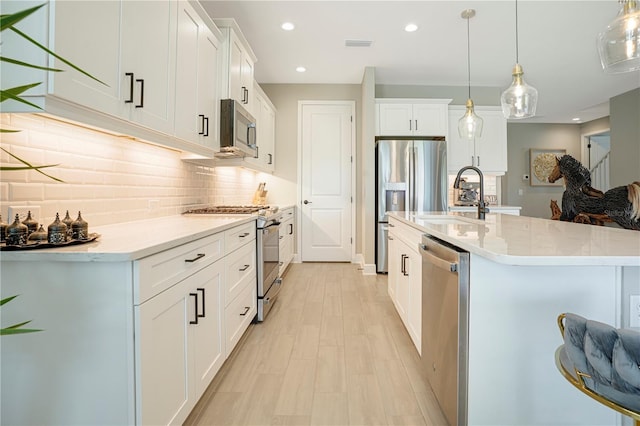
[{"x1": 548, "y1": 154, "x2": 640, "y2": 230}]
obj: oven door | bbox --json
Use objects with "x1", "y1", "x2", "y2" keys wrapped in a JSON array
[{"x1": 257, "y1": 222, "x2": 280, "y2": 297}]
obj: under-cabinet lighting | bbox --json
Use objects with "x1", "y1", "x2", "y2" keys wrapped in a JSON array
[
  {"x1": 296, "y1": 66, "x2": 306, "y2": 72},
  {"x1": 281, "y1": 22, "x2": 295, "y2": 31}
]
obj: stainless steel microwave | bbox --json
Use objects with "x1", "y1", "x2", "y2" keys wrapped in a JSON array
[{"x1": 220, "y1": 99, "x2": 257, "y2": 157}]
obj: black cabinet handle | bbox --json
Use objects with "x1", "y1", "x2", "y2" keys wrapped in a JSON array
[
  {"x1": 189, "y1": 293, "x2": 198, "y2": 324},
  {"x1": 239, "y1": 264, "x2": 250, "y2": 272},
  {"x1": 135, "y1": 79, "x2": 144, "y2": 108},
  {"x1": 401, "y1": 254, "x2": 409, "y2": 276},
  {"x1": 244, "y1": 87, "x2": 249, "y2": 104},
  {"x1": 197, "y1": 288, "x2": 205, "y2": 318},
  {"x1": 125, "y1": 73, "x2": 134, "y2": 103},
  {"x1": 204, "y1": 116, "x2": 209, "y2": 137},
  {"x1": 239, "y1": 232, "x2": 250, "y2": 238},
  {"x1": 240, "y1": 306, "x2": 250, "y2": 316},
  {"x1": 241, "y1": 86, "x2": 247, "y2": 104},
  {"x1": 268, "y1": 153, "x2": 273, "y2": 165},
  {"x1": 415, "y1": 119, "x2": 418, "y2": 131},
  {"x1": 198, "y1": 114, "x2": 205, "y2": 135},
  {"x1": 185, "y1": 253, "x2": 205, "y2": 263},
  {"x1": 289, "y1": 223, "x2": 293, "y2": 235}
]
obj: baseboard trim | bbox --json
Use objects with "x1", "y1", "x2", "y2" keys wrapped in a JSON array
[{"x1": 352, "y1": 254, "x2": 377, "y2": 275}]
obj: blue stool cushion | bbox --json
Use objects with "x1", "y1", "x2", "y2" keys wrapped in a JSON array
[{"x1": 563, "y1": 313, "x2": 640, "y2": 412}]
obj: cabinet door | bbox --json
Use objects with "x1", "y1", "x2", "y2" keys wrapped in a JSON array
[
  {"x1": 198, "y1": 26, "x2": 221, "y2": 149},
  {"x1": 50, "y1": 1, "x2": 124, "y2": 116},
  {"x1": 377, "y1": 104, "x2": 413, "y2": 136},
  {"x1": 174, "y1": 2, "x2": 220, "y2": 148},
  {"x1": 406, "y1": 248, "x2": 422, "y2": 354},
  {"x1": 387, "y1": 231, "x2": 399, "y2": 303},
  {"x1": 228, "y1": 34, "x2": 244, "y2": 105},
  {"x1": 260, "y1": 101, "x2": 276, "y2": 171},
  {"x1": 191, "y1": 261, "x2": 225, "y2": 397},
  {"x1": 136, "y1": 280, "x2": 192, "y2": 426},
  {"x1": 240, "y1": 55, "x2": 255, "y2": 112},
  {"x1": 474, "y1": 108, "x2": 507, "y2": 173},
  {"x1": 395, "y1": 240, "x2": 411, "y2": 325},
  {"x1": 121, "y1": 0, "x2": 177, "y2": 134},
  {"x1": 413, "y1": 103, "x2": 448, "y2": 137}
]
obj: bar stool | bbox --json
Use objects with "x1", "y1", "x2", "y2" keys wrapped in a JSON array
[{"x1": 556, "y1": 313, "x2": 640, "y2": 426}]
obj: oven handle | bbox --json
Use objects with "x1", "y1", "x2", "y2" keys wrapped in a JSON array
[{"x1": 264, "y1": 221, "x2": 281, "y2": 229}]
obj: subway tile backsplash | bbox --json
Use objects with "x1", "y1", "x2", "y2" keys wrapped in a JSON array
[{"x1": 0, "y1": 113, "x2": 261, "y2": 227}]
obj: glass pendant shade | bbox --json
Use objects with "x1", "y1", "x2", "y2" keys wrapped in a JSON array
[
  {"x1": 458, "y1": 99, "x2": 483, "y2": 140},
  {"x1": 501, "y1": 63, "x2": 538, "y2": 119},
  {"x1": 597, "y1": 0, "x2": 640, "y2": 73}
]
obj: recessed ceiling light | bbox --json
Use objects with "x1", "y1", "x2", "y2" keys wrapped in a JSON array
[
  {"x1": 405, "y1": 23, "x2": 418, "y2": 32},
  {"x1": 281, "y1": 22, "x2": 295, "y2": 31},
  {"x1": 572, "y1": 117, "x2": 581, "y2": 121},
  {"x1": 296, "y1": 66, "x2": 306, "y2": 73}
]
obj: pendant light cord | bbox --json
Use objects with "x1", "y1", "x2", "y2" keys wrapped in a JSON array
[
  {"x1": 466, "y1": 15, "x2": 471, "y2": 99},
  {"x1": 515, "y1": 0, "x2": 520, "y2": 63}
]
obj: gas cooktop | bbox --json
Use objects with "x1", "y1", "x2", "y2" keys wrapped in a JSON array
[{"x1": 183, "y1": 205, "x2": 269, "y2": 214}]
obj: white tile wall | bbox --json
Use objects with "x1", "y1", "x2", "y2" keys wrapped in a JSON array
[{"x1": 0, "y1": 113, "x2": 262, "y2": 227}]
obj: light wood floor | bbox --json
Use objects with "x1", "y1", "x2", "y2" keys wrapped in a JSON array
[{"x1": 185, "y1": 263, "x2": 448, "y2": 426}]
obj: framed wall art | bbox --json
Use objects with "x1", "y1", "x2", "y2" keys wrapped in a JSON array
[{"x1": 529, "y1": 148, "x2": 566, "y2": 186}]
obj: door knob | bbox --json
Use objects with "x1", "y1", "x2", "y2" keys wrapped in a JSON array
[{"x1": 303, "y1": 200, "x2": 312, "y2": 204}]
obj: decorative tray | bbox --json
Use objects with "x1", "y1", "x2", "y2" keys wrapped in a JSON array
[{"x1": 0, "y1": 233, "x2": 100, "y2": 251}]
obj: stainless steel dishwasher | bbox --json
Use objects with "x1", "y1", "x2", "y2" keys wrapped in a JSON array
[{"x1": 419, "y1": 234, "x2": 470, "y2": 426}]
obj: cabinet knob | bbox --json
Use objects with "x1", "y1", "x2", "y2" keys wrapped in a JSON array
[{"x1": 303, "y1": 200, "x2": 312, "y2": 204}]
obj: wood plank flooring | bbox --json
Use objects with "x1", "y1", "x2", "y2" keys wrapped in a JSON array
[{"x1": 185, "y1": 263, "x2": 448, "y2": 426}]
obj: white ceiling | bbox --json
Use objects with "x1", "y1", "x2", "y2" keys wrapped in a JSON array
[{"x1": 199, "y1": 0, "x2": 640, "y2": 124}]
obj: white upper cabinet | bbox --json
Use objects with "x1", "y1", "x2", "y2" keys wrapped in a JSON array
[
  {"x1": 215, "y1": 20, "x2": 257, "y2": 115},
  {"x1": 246, "y1": 82, "x2": 276, "y2": 172},
  {"x1": 174, "y1": 1, "x2": 221, "y2": 149},
  {"x1": 376, "y1": 99, "x2": 451, "y2": 137},
  {"x1": 51, "y1": 0, "x2": 178, "y2": 134},
  {"x1": 447, "y1": 106, "x2": 508, "y2": 174}
]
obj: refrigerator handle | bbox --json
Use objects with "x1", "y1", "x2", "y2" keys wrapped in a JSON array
[{"x1": 412, "y1": 146, "x2": 417, "y2": 211}]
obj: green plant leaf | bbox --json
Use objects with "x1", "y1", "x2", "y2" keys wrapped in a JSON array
[
  {"x1": 0, "y1": 4, "x2": 45, "y2": 32},
  {"x1": 0, "y1": 82, "x2": 43, "y2": 110},
  {"x1": 0, "y1": 147, "x2": 64, "y2": 182},
  {"x1": 0, "y1": 295, "x2": 19, "y2": 307},
  {"x1": 1, "y1": 328, "x2": 42, "y2": 336},
  {"x1": 0, "y1": 56, "x2": 63, "y2": 72},
  {"x1": 4, "y1": 320, "x2": 33, "y2": 330},
  {"x1": 1, "y1": 165, "x2": 59, "y2": 171},
  {"x1": 0, "y1": 129, "x2": 20, "y2": 133},
  {"x1": 10, "y1": 26, "x2": 107, "y2": 86}
]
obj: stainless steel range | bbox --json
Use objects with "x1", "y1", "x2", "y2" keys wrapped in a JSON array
[{"x1": 183, "y1": 205, "x2": 282, "y2": 321}]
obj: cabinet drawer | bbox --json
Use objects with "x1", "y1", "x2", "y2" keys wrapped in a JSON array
[
  {"x1": 389, "y1": 219, "x2": 423, "y2": 249},
  {"x1": 225, "y1": 279, "x2": 256, "y2": 357},
  {"x1": 224, "y1": 242, "x2": 256, "y2": 306},
  {"x1": 225, "y1": 222, "x2": 255, "y2": 254},
  {"x1": 134, "y1": 233, "x2": 224, "y2": 304}
]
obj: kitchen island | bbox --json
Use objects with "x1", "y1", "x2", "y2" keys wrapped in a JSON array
[{"x1": 388, "y1": 211, "x2": 640, "y2": 426}]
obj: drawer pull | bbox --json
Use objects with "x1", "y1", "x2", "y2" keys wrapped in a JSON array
[
  {"x1": 239, "y1": 232, "x2": 250, "y2": 238},
  {"x1": 239, "y1": 264, "x2": 250, "y2": 272},
  {"x1": 240, "y1": 306, "x2": 250, "y2": 316},
  {"x1": 189, "y1": 293, "x2": 199, "y2": 325},
  {"x1": 185, "y1": 253, "x2": 205, "y2": 263}
]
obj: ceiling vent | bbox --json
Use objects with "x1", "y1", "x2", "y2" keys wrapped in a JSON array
[{"x1": 345, "y1": 39, "x2": 373, "y2": 48}]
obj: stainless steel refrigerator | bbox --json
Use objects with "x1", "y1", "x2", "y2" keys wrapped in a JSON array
[{"x1": 376, "y1": 138, "x2": 447, "y2": 273}]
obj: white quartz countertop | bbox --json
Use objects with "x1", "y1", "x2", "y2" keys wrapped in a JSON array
[
  {"x1": 0, "y1": 215, "x2": 256, "y2": 262},
  {"x1": 389, "y1": 211, "x2": 640, "y2": 266},
  {"x1": 449, "y1": 205, "x2": 521, "y2": 210}
]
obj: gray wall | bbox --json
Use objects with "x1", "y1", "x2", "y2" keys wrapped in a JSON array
[
  {"x1": 609, "y1": 87, "x2": 640, "y2": 187},
  {"x1": 503, "y1": 124, "x2": 582, "y2": 218}
]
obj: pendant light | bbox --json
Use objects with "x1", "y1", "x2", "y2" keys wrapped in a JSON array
[
  {"x1": 597, "y1": 0, "x2": 640, "y2": 73},
  {"x1": 458, "y1": 9, "x2": 483, "y2": 140},
  {"x1": 501, "y1": 0, "x2": 538, "y2": 119}
]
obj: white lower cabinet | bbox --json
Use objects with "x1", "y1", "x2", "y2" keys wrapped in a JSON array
[
  {"x1": 0, "y1": 220, "x2": 257, "y2": 426},
  {"x1": 387, "y1": 217, "x2": 423, "y2": 354},
  {"x1": 136, "y1": 260, "x2": 224, "y2": 425},
  {"x1": 278, "y1": 207, "x2": 295, "y2": 276}
]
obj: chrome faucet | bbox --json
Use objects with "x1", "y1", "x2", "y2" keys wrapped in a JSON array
[{"x1": 453, "y1": 166, "x2": 489, "y2": 220}]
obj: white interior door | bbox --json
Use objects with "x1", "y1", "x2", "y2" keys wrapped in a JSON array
[{"x1": 300, "y1": 102, "x2": 353, "y2": 261}]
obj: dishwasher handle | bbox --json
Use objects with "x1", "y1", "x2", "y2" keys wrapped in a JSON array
[{"x1": 420, "y1": 244, "x2": 458, "y2": 273}]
